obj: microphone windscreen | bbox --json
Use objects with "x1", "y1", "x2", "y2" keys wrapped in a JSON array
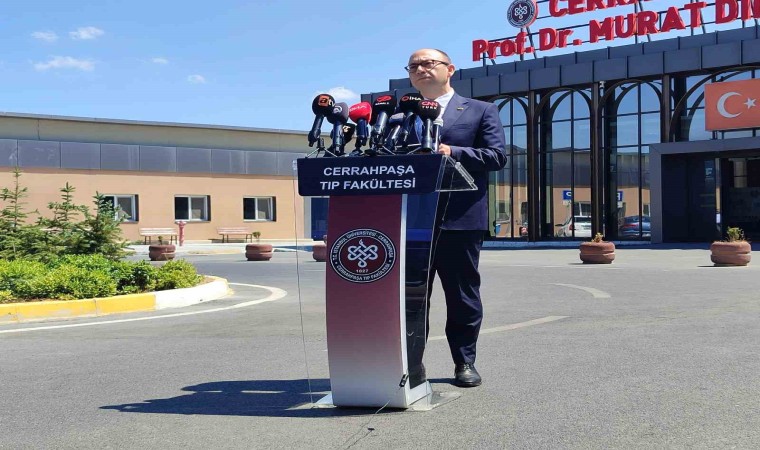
[
  {"x1": 370, "y1": 94, "x2": 397, "y2": 125},
  {"x1": 342, "y1": 123, "x2": 356, "y2": 142},
  {"x1": 349, "y1": 102, "x2": 372, "y2": 123},
  {"x1": 399, "y1": 93, "x2": 424, "y2": 113},
  {"x1": 417, "y1": 100, "x2": 441, "y2": 121},
  {"x1": 312, "y1": 94, "x2": 335, "y2": 116},
  {"x1": 326, "y1": 102, "x2": 349, "y2": 125}
]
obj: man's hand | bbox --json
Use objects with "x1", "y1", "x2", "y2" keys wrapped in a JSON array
[{"x1": 437, "y1": 143, "x2": 452, "y2": 156}]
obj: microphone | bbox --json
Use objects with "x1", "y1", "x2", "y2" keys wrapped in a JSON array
[
  {"x1": 330, "y1": 123, "x2": 356, "y2": 155},
  {"x1": 308, "y1": 94, "x2": 335, "y2": 147},
  {"x1": 369, "y1": 94, "x2": 397, "y2": 150},
  {"x1": 417, "y1": 100, "x2": 441, "y2": 152},
  {"x1": 325, "y1": 102, "x2": 349, "y2": 156},
  {"x1": 432, "y1": 118, "x2": 443, "y2": 153},
  {"x1": 398, "y1": 93, "x2": 423, "y2": 147},
  {"x1": 348, "y1": 102, "x2": 372, "y2": 150},
  {"x1": 384, "y1": 113, "x2": 405, "y2": 153},
  {"x1": 342, "y1": 123, "x2": 356, "y2": 145}
]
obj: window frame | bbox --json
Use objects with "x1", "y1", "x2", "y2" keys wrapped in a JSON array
[
  {"x1": 103, "y1": 194, "x2": 138, "y2": 222},
  {"x1": 243, "y1": 196, "x2": 276, "y2": 222},
  {"x1": 174, "y1": 195, "x2": 210, "y2": 222}
]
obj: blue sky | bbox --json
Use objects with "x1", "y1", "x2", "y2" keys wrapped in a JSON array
[{"x1": 0, "y1": 0, "x2": 749, "y2": 133}]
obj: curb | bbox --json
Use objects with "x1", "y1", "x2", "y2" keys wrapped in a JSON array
[{"x1": 0, "y1": 276, "x2": 229, "y2": 324}]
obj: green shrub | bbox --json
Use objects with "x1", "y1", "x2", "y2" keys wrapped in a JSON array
[
  {"x1": 130, "y1": 261, "x2": 158, "y2": 292},
  {"x1": 0, "y1": 259, "x2": 47, "y2": 293},
  {"x1": 154, "y1": 259, "x2": 202, "y2": 291},
  {"x1": 0, "y1": 290, "x2": 14, "y2": 303},
  {"x1": 14, "y1": 266, "x2": 117, "y2": 300},
  {"x1": 48, "y1": 254, "x2": 113, "y2": 272}
]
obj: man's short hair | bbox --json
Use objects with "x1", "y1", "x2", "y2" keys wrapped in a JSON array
[{"x1": 434, "y1": 49, "x2": 452, "y2": 64}]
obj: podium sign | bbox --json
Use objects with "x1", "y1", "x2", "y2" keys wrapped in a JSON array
[
  {"x1": 297, "y1": 154, "x2": 474, "y2": 409},
  {"x1": 298, "y1": 154, "x2": 448, "y2": 197}
]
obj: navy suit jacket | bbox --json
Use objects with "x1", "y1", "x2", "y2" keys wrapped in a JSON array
[{"x1": 433, "y1": 93, "x2": 507, "y2": 231}]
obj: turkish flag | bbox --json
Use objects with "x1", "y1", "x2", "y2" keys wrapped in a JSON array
[{"x1": 705, "y1": 79, "x2": 760, "y2": 131}]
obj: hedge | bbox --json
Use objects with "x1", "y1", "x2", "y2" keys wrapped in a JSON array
[{"x1": 0, "y1": 255, "x2": 202, "y2": 303}]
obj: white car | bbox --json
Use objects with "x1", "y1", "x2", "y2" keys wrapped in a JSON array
[{"x1": 556, "y1": 216, "x2": 592, "y2": 238}]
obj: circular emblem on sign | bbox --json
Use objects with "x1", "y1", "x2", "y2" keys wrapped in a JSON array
[
  {"x1": 507, "y1": 0, "x2": 537, "y2": 28},
  {"x1": 330, "y1": 229, "x2": 396, "y2": 284}
]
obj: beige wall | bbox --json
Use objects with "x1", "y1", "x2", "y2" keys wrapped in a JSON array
[{"x1": 0, "y1": 168, "x2": 304, "y2": 242}]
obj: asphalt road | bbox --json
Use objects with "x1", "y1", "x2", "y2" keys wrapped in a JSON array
[{"x1": 1, "y1": 247, "x2": 759, "y2": 449}]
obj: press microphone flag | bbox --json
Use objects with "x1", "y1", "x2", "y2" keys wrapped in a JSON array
[
  {"x1": 342, "y1": 123, "x2": 356, "y2": 144},
  {"x1": 398, "y1": 93, "x2": 423, "y2": 146},
  {"x1": 417, "y1": 100, "x2": 441, "y2": 152},
  {"x1": 348, "y1": 102, "x2": 372, "y2": 149},
  {"x1": 326, "y1": 102, "x2": 349, "y2": 154},
  {"x1": 309, "y1": 94, "x2": 335, "y2": 147},
  {"x1": 370, "y1": 95, "x2": 397, "y2": 149}
]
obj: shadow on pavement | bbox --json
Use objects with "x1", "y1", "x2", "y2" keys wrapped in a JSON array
[{"x1": 101, "y1": 379, "x2": 407, "y2": 418}]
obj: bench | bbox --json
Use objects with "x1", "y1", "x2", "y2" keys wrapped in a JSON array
[
  {"x1": 217, "y1": 227, "x2": 255, "y2": 243},
  {"x1": 139, "y1": 228, "x2": 178, "y2": 244}
]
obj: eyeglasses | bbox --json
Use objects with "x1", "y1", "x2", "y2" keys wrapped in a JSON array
[{"x1": 404, "y1": 59, "x2": 450, "y2": 73}]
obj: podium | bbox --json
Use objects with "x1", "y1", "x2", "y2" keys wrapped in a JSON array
[{"x1": 297, "y1": 154, "x2": 475, "y2": 409}]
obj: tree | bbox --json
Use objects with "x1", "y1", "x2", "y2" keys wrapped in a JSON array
[
  {"x1": 77, "y1": 193, "x2": 129, "y2": 260},
  {"x1": 0, "y1": 170, "x2": 129, "y2": 261}
]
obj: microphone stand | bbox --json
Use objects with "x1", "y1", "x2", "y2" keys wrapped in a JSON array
[{"x1": 305, "y1": 137, "x2": 340, "y2": 158}]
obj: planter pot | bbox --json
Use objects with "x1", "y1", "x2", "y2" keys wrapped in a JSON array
[
  {"x1": 148, "y1": 244, "x2": 175, "y2": 261},
  {"x1": 579, "y1": 241, "x2": 615, "y2": 264},
  {"x1": 313, "y1": 243, "x2": 327, "y2": 262},
  {"x1": 245, "y1": 243, "x2": 273, "y2": 261},
  {"x1": 710, "y1": 241, "x2": 751, "y2": 266}
]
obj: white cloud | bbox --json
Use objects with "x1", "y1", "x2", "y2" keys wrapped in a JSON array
[
  {"x1": 31, "y1": 31, "x2": 58, "y2": 42},
  {"x1": 34, "y1": 56, "x2": 95, "y2": 71},
  {"x1": 187, "y1": 74, "x2": 206, "y2": 84},
  {"x1": 320, "y1": 86, "x2": 359, "y2": 104},
  {"x1": 69, "y1": 26, "x2": 104, "y2": 40},
  {"x1": 151, "y1": 57, "x2": 169, "y2": 64}
]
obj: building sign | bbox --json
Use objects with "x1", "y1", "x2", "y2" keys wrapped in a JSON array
[
  {"x1": 705, "y1": 79, "x2": 760, "y2": 131},
  {"x1": 473, "y1": 0, "x2": 760, "y2": 61},
  {"x1": 507, "y1": 0, "x2": 538, "y2": 27}
]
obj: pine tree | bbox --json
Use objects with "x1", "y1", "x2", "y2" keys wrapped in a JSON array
[{"x1": 78, "y1": 193, "x2": 129, "y2": 260}]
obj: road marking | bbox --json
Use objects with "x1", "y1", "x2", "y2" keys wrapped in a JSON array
[
  {"x1": 551, "y1": 283, "x2": 611, "y2": 298},
  {"x1": 0, "y1": 283, "x2": 287, "y2": 335},
  {"x1": 428, "y1": 315, "x2": 568, "y2": 341}
]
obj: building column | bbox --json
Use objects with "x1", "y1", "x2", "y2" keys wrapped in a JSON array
[
  {"x1": 527, "y1": 91, "x2": 540, "y2": 241},
  {"x1": 591, "y1": 82, "x2": 603, "y2": 237}
]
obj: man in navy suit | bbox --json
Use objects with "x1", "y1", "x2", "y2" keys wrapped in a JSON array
[{"x1": 407, "y1": 48, "x2": 507, "y2": 387}]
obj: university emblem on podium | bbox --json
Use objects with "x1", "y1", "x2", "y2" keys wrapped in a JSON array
[{"x1": 330, "y1": 229, "x2": 396, "y2": 283}]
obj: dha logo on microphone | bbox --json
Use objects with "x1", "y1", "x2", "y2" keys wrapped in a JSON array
[
  {"x1": 330, "y1": 229, "x2": 396, "y2": 284},
  {"x1": 375, "y1": 95, "x2": 393, "y2": 103},
  {"x1": 507, "y1": 0, "x2": 538, "y2": 28}
]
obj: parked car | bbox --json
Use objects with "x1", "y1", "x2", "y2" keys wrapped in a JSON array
[
  {"x1": 556, "y1": 216, "x2": 592, "y2": 238},
  {"x1": 620, "y1": 215, "x2": 651, "y2": 238}
]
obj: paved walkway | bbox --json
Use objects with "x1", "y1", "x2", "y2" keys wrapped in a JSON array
[{"x1": 128, "y1": 239, "x2": 321, "y2": 255}]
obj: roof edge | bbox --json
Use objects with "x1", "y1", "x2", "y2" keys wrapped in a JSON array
[{"x1": 0, "y1": 111, "x2": 308, "y2": 136}]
